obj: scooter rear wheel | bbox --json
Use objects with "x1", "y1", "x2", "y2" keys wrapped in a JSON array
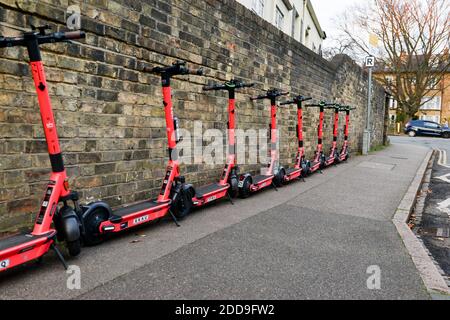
[{"x1": 82, "y1": 208, "x2": 109, "y2": 246}]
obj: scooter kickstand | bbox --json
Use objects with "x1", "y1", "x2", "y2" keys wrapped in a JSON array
[
  {"x1": 168, "y1": 209, "x2": 181, "y2": 227},
  {"x1": 51, "y1": 243, "x2": 68, "y2": 270},
  {"x1": 226, "y1": 192, "x2": 234, "y2": 205},
  {"x1": 271, "y1": 182, "x2": 278, "y2": 191}
]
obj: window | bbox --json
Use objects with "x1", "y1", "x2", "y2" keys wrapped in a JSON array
[
  {"x1": 385, "y1": 76, "x2": 394, "y2": 86},
  {"x1": 252, "y1": 0, "x2": 264, "y2": 17},
  {"x1": 426, "y1": 77, "x2": 438, "y2": 89},
  {"x1": 291, "y1": 8, "x2": 298, "y2": 37},
  {"x1": 275, "y1": 6, "x2": 284, "y2": 30},
  {"x1": 420, "y1": 96, "x2": 441, "y2": 110},
  {"x1": 425, "y1": 121, "x2": 440, "y2": 128},
  {"x1": 300, "y1": 19, "x2": 304, "y2": 43},
  {"x1": 420, "y1": 115, "x2": 441, "y2": 123}
]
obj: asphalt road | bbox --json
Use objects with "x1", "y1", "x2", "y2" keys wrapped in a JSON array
[
  {"x1": 391, "y1": 135, "x2": 450, "y2": 282},
  {"x1": 0, "y1": 140, "x2": 431, "y2": 299}
]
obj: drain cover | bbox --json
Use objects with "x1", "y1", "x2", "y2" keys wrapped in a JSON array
[{"x1": 358, "y1": 162, "x2": 396, "y2": 170}]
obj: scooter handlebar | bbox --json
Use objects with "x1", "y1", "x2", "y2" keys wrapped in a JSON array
[
  {"x1": 280, "y1": 96, "x2": 313, "y2": 105},
  {"x1": 305, "y1": 101, "x2": 336, "y2": 108},
  {"x1": 143, "y1": 61, "x2": 203, "y2": 77},
  {"x1": 251, "y1": 90, "x2": 289, "y2": 101},
  {"x1": 250, "y1": 95, "x2": 267, "y2": 101},
  {"x1": 280, "y1": 100, "x2": 295, "y2": 106},
  {"x1": 0, "y1": 30, "x2": 85, "y2": 48},
  {"x1": 188, "y1": 67, "x2": 203, "y2": 76},
  {"x1": 203, "y1": 81, "x2": 255, "y2": 91}
]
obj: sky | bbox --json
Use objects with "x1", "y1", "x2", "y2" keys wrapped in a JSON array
[{"x1": 310, "y1": 0, "x2": 362, "y2": 41}]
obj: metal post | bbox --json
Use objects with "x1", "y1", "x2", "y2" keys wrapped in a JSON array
[
  {"x1": 363, "y1": 61, "x2": 373, "y2": 155},
  {"x1": 367, "y1": 67, "x2": 372, "y2": 131}
]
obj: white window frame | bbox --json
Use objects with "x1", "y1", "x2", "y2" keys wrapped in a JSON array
[
  {"x1": 275, "y1": 5, "x2": 284, "y2": 30},
  {"x1": 252, "y1": 0, "x2": 264, "y2": 17},
  {"x1": 420, "y1": 96, "x2": 441, "y2": 110}
]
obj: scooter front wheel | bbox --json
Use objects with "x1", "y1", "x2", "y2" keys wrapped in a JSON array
[
  {"x1": 273, "y1": 168, "x2": 285, "y2": 187},
  {"x1": 228, "y1": 176, "x2": 239, "y2": 198},
  {"x1": 171, "y1": 187, "x2": 194, "y2": 219},
  {"x1": 239, "y1": 176, "x2": 252, "y2": 199},
  {"x1": 67, "y1": 239, "x2": 81, "y2": 257}
]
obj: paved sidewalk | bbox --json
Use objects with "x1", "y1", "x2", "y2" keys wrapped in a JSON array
[{"x1": 0, "y1": 142, "x2": 431, "y2": 299}]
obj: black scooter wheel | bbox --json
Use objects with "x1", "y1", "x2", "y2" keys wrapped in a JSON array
[
  {"x1": 334, "y1": 150, "x2": 340, "y2": 164},
  {"x1": 228, "y1": 176, "x2": 239, "y2": 198},
  {"x1": 239, "y1": 177, "x2": 252, "y2": 199},
  {"x1": 82, "y1": 208, "x2": 109, "y2": 246},
  {"x1": 302, "y1": 162, "x2": 311, "y2": 177},
  {"x1": 171, "y1": 187, "x2": 194, "y2": 219},
  {"x1": 345, "y1": 149, "x2": 350, "y2": 161},
  {"x1": 273, "y1": 168, "x2": 285, "y2": 187},
  {"x1": 67, "y1": 239, "x2": 81, "y2": 257}
]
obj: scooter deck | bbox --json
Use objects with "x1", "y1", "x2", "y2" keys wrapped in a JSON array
[
  {"x1": 309, "y1": 161, "x2": 321, "y2": 173},
  {"x1": 325, "y1": 156, "x2": 335, "y2": 166},
  {"x1": 284, "y1": 167, "x2": 302, "y2": 182},
  {"x1": 0, "y1": 230, "x2": 56, "y2": 271},
  {"x1": 102, "y1": 200, "x2": 171, "y2": 232},
  {"x1": 113, "y1": 200, "x2": 167, "y2": 218},
  {"x1": 195, "y1": 183, "x2": 228, "y2": 198},
  {"x1": 286, "y1": 167, "x2": 301, "y2": 175},
  {"x1": 252, "y1": 175, "x2": 273, "y2": 185},
  {"x1": 0, "y1": 231, "x2": 54, "y2": 252},
  {"x1": 249, "y1": 175, "x2": 274, "y2": 193},
  {"x1": 192, "y1": 183, "x2": 230, "y2": 207}
]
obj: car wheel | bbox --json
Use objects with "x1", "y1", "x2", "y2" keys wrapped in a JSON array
[
  {"x1": 442, "y1": 132, "x2": 450, "y2": 139},
  {"x1": 408, "y1": 131, "x2": 416, "y2": 137}
]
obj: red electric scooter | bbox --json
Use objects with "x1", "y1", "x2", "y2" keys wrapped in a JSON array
[
  {"x1": 0, "y1": 26, "x2": 85, "y2": 272},
  {"x1": 79, "y1": 61, "x2": 203, "y2": 245},
  {"x1": 238, "y1": 89, "x2": 289, "y2": 198},
  {"x1": 279, "y1": 95, "x2": 312, "y2": 183},
  {"x1": 189, "y1": 80, "x2": 255, "y2": 206},
  {"x1": 339, "y1": 106, "x2": 356, "y2": 162},
  {"x1": 303, "y1": 101, "x2": 337, "y2": 175},
  {"x1": 323, "y1": 104, "x2": 342, "y2": 167}
]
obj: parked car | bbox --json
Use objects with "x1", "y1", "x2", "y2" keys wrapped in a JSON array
[{"x1": 404, "y1": 120, "x2": 450, "y2": 138}]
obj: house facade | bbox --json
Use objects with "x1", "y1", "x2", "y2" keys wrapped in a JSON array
[
  {"x1": 374, "y1": 72, "x2": 450, "y2": 125},
  {"x1": 236, "y1": 0, "x2": 326, "y2": 55}
]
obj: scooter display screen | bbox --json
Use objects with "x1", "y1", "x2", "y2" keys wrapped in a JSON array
[{"x1": 36, "y1": 186, "x2": 53, "y2": 224}]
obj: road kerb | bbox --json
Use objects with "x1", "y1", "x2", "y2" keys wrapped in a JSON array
[{"x1": 392, "y1": 150, "x2": 450, "y2": 296}]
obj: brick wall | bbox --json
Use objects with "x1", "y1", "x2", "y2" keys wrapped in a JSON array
[{"x1": 0, "y1": 0, "x2": 387, "y2": 233}]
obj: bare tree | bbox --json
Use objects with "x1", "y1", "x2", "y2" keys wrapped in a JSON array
[
  {"x1": 322, "y1": 35, "x2": 358, "y2": 61},
  {"x1": 339, "y1": 0, "x2": 450, "y2": 120}
]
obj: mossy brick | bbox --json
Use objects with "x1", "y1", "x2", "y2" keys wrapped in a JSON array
[
  {"x1": 7, "y1": 198, "x2": 39, "y2": 214},
  {"x1": 78, "y1": 152, "x2": 102, "y2": 164}
]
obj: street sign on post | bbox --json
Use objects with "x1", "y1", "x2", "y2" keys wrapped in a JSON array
[
  {"x1": 363, "y1": 56, "x2": 375, "y2": 155},
  {"x1": 365, "y1": 56, "x2": 375, "y2": 68}
]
